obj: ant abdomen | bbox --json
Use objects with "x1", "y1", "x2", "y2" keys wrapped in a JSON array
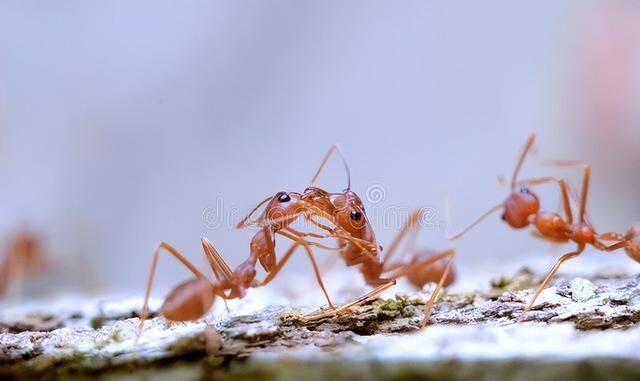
[{"x1": 160, "y1": 277, "x2": 216, "y2": 321}]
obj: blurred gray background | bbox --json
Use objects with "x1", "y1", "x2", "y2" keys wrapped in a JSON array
[{"x1": 0, "y1": 1, "x2": 639, "y2": 297}]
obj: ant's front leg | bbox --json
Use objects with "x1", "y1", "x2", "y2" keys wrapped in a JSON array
[{"x1": 276, "y1": 229, "x2": 335, "y2": 309}]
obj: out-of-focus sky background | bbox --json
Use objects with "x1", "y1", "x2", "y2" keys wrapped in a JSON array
[{"x1": 0, "y1": 2, "x2": 639, "y2": 298}]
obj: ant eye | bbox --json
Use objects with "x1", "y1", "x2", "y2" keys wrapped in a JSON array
[
  {"x1": 350, "y1": 210, "x2": 363, "y2": 222},
  {"x1": 501, "y1": 214, "x2": 507, "y2": 221},
  {"x1": 277, "y1": 193, "x2": 291, "y2": 203},
  {"x1": 519, "y1": 188, "x2": 531, "y2": 194}
]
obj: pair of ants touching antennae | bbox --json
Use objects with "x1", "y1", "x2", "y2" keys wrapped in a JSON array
[
  {"x1": 139, "y1": 134, "x2": 640, "y2": 334},
  {"x1": 139, "y1": 145, "x2": 455, "y2": 335},
  {"x1": 449, "y1": 133, "x2": 640, "y2": 319}
]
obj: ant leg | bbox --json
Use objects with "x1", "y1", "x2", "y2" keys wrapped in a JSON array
[
  {"x1": 421, "y1": 252, "x2": 455, "y2": 328},
  {"x1": 309, "y1": 144, "x2": 351, "y2": 189},
  {"x1": 302, "y1": 280, "x2": 397, "y2": 321},
  {"x1": 593, "y1": 239, "x2": 628, "y2": 252},
  {"x1": 139, "y1": 242, "x2": 208, "y2": 336},
  {"x1": 200, "y1": 237, "x2": 234, "y2": 282},
  {"x1": 257, "y1": 242, "x2": 300, "y2": 286},
  {"x1": 301, "y1": 203, "x2": 378, "y2": 251},
  {"x1": 386, "y1": 250, "x2": 456, "y2": 327},
  {"x1": 305, "y1": 216, "x2": 376, "y2": 258},
  {"x1": 280, "y1": 227, "x2": 341, "y2": 251},
  {"x1": 386, "y1": 250, "x2": 455, "y2": 279},
  {"x1": 200, "y1": 237, "x2": 237, "y2": 312},
  {"x1": 534, "y1": 158, "x2": 591, "y2": 225},
  {"x1": 421, "y1": 250, "x2": 455, "y2": 328},
  {"x1": 383, "y1": 208, "x2": 423, "y2": 263},
  {"x1": 510, "y1": 133, "x2": 537, "y2": 191},
  {"x1": 276, "y1": 230, "x2": 335, "y2": 308},
  {"x1": 515, "y1": 176, "x2": 573, "y2": 223},
  {"x1": 598, "y1": 232, "x2": 625, "y2": 241},
  {"x1": 447, "y1": 204, "x2": 504, "y2": 241},
  {"x1": 519, "y1": 246, "x2": 585, "y2": 322}
]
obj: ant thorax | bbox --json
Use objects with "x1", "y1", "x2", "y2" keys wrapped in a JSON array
[{"x1": 530, "y1": 211, "x2": 572, "y2": 242}]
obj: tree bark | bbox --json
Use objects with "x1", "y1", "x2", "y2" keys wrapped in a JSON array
[{"x1": 1, "y1": 268, "x2": 640, "y2": 380}]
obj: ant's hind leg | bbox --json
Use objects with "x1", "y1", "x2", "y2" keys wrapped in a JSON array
[
  {"x1": 421, "y1": 250, "x2": 455, "y2": 327},
  {"x1": 519, "y1": 246, "x2": 585, "y2": 322},
  {"x1": 201, "y1": 237, "x2": 235, "y2": 283},
  {"x1": 382, "y1": 208, "x2": 424, "y2": 263},
  {"x1": 139, "y1": 242, "x2": 209, "y2": 337},
  {"x1": 387, "y1": 249, "x2": 456, "y2": 328}
]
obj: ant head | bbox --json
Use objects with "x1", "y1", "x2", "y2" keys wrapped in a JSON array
[
  {"x1": 331, "y1": 190, "x2": 373, "y2": 239},
  {"x1": 624, "y1": 225, "x2": 640, "y2": 262},
  {"x1": 263, "y1": 191, "x2": 304, "y2": 230},
  {"x1": 161, "y1": 278, "x2": 215, "y2": 321},
  {"x1": 501, "y1": 187, "x2": 540, "y2": 229}
]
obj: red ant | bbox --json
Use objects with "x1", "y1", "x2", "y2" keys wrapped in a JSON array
[
  {"x1": 139, "y1": 146, "x2": 455, "y2": 333},
  {"x1": 448, "y1": 133, "x2": 632, "y2": 320},
  {"x1": 0, "y1": 228, "x2": 48, "y2": 297},
  {"x1": 138, "y1": 146, "x2": 375, "y2": 333}
]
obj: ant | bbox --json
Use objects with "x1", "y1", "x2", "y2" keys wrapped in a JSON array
[
  {"x1": 138, "y1": 145, "x2": 377, "y2": 333},
  {"x1": 0, "y1": 228, "x2": 48, "y2": 297},
  {"x1": 139, "y1": 146, "x2": 455, "y2": 333},
  {"x1": 448, "y1": 133, "x2": 631, "y2": 320}
]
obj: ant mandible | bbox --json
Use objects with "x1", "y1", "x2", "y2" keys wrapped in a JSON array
[{"x1": 448, "y1": 133, "x2": 628, "y2": 320}]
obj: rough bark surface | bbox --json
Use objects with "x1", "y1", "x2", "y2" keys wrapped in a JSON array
[{"x1": 2, "y1": 268, "x2": 640, "y2": 380}]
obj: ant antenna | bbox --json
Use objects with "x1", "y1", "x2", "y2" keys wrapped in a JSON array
[
  {"x1": 510, "y1": 133, "x2": 537, "y2": 191},
  {"x1": 310, "y1": 145, "x2": 352, "y2": 191},
  {"x1": 447, "y1": 203, "x2": 503, "y2": 241},
  {"x1": 236, "y1": 196, "x2": 273, "y2": 229}
]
